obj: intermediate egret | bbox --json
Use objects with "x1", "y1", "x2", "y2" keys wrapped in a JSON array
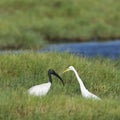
[
  {"x1": 28, "y1": 69, "x2": 64, "y2": 96},
  {"x1": 63, "y1": 66, "x2": 101, "y2": 100}
]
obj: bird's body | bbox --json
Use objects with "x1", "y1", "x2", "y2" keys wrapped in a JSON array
[
  {"x1": 63, "y1": 66, "x2": 101, "y2": 100},
  {"x1": 28, "y1": 82, "x2": 51, "y2": 96},
  {"x1": 28, "y1": 69, "x2": 64, "y2": 96}
]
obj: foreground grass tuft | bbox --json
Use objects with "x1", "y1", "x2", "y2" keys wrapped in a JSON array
[{"x1": 0, "y1": 52, "x2": 120, "y2": 119}]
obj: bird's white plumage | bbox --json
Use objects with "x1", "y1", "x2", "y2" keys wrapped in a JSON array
[
  {"x1": 64, "y1": 66, "x2": 101, "y2": 100},
  {"x1": 28, "y1": 82, "x2": 51, "y2": 96}
]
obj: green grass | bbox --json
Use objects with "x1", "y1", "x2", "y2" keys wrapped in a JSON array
[
  {"x1": 0, "y1": 52, "x2": 120, "y2": 120},
  {"x1": 0, "y1": 0, "x2": 120, "y2": 49}
]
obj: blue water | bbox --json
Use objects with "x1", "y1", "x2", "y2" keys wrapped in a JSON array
[{"x1": 40, "y1": 40, "x2": 120, "y2": 59}]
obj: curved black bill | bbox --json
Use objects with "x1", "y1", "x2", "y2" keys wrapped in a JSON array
[{"x1": 52, "y1": 71, "x2": 65, "y2": 86}]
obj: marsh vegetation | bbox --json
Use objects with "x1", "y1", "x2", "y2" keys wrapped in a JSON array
[{"x1": 0, "y1": 53, "x2": 120, "y2": 119}]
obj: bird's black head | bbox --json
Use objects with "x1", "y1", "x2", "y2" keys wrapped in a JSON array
[
  {"x1": 48, "y1": 69, "x2": 55, "y2": 74},
  {"x1": 48, "y1": 69, "x2": 64, "y2": 86}
]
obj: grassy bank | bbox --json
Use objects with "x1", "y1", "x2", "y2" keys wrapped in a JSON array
[
  {"x1": 0, "y1": 52, "x2": 120, "y2": 119},
  {"x1": 0, "y1": 0, "x2": 120, "y2": 49}
]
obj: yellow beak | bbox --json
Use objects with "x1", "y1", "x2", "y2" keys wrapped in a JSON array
[{"x1": 62, "y1": 68, "x2": 70, "y2": 74}]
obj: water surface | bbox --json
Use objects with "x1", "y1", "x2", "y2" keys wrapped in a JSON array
[{"x1": 40, "y1": 40, "x2": 120, "y2": 59}]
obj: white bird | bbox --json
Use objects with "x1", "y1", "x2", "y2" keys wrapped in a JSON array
[
  {"x1": 63, "y1": 66, "x2": 101, "y2": 100},
  {"x1": 28, "y1": 69, "x2": 64, "y2": 96}
]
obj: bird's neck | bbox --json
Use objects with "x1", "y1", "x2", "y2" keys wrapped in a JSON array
[
  {"x1": 73, "y1": 69, "x2": 87, "y2": 92},
  {"x1": 48, "y1": 73, "x2": 52, "y2": 83}
]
